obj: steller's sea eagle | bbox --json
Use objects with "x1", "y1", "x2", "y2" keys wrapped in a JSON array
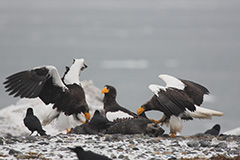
[{"x1": 137, "y1": 74, "x2": 223, "y2": 137}]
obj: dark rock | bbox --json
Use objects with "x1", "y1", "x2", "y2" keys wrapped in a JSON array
[
  {"x1": 118, "y1": 154, "x2": 124, "y2": 159},
  {"x1": 38, "y1": 142, "x2": 49, "y2": 145},
  {"x1": 9, "y1": 149, "x2": 22, "y2": 157},
  {"x1": 56, "y1": 139, "x2": 63, "y2": 143}
]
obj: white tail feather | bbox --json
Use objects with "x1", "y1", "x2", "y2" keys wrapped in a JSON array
[
  {"x1": 188, "y1": 106, "x2": 224, "y2": 119},
  {"x1": 42, "y1": 109, "x2": 60, "y2": 126}
]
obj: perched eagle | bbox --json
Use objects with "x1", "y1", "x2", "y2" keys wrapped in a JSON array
[
  {"x1": 4, "y1": 58, "x2": 90, "y2": 126},
  {"x1": 137, "y1": 74, "x2": 223, "y2": 137},
  {"x1": 102, "y1": 85, "x2": 138, "y2": 122}
]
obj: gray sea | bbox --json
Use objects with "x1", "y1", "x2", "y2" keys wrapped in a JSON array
[{"x1": 0, "y1": 0, "x2": 239, "y2": 135}]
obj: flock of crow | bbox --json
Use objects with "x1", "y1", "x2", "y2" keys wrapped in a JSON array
[{"x1": 3, "y1": 58, "x2": 223, "y2": 159}]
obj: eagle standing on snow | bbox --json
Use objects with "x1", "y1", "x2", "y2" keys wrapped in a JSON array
[
  {"x1": 3, "y1": 58, "x2": 90, "y2": 128},
  {"x1": 137, "y1": 74, "x2": 223, "y2": 137}
]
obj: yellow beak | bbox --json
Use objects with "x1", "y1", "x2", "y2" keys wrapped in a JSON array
[
  {"x1": 101, "y1": 87, "x2": 109, "y2": 94},
  {"x1": 84, "y1": 112, "x2": 91, "y2": 120},
  {"x1": 137, "y1": 107, "x2": 145, "y2": 115}
]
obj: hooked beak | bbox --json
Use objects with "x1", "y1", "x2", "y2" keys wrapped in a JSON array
[
  {"x1": 101, "y1": 87, "x2": 109, "y2": 94},
  {"x1": 137, "y1": 106, "x2": 145, "y2": 115},
  {"x1": 84, "y1": 112, "x2": 90, "y2": 120}
]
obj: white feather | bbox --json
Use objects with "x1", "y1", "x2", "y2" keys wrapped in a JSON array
[
  {"x1": 34, "y1": 65, "x2": 68, "y2": 91},
  {"x1": 169, "y1": 115, "x2": 182, "y2": 133},
  {"x1": 64, "y1": 58, "x2": 85, "y2": 85},
  {"x1": 158, "y1": 74, "x2": 185, "y2": 90},
  {"x1": 106, "y1": 111, "x2": 133, "y2": 122},
  {"x1": 42, "y1": 108, "x2": 60, "y2": 126},
  {"x1": 148, "y1": 84, "x2": 165, "y2": 96},
  {"x1": 187, "y1": 106, "x2": 224, "y2": 119}
]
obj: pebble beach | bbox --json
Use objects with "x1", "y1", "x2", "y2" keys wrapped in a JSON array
[{"x1": 0, "y1": 133, "x2": 240, "y2": 160}]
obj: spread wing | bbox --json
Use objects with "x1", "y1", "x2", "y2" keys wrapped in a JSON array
[
  {"x1": 3, "y1": 66, "x2": 67, "y2": 104},
  {"x1": 158, "y1": 74, "x2": 209, "y2": 106},
  {"x1": 180, "y1": 79, "x2": 209, "y2": 106}
]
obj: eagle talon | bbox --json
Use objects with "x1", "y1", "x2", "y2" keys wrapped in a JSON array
[
  {"x1": 66, "y1": 128, "x2": 73, "y2": 134},
  {"x1": 150, "y1": 119, "x2": 161, "y2": 124},
  {"x1": 170, "y1": 133, "x2": 176, "y2": 138}
]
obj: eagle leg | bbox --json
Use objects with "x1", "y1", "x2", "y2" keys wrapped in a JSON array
[
  {"x1": 150, "y1": 114, "x2": 166, "y2": 124},
  {"x1": 170, "y1": 132, "x2": 176, "y2": 138},
  {"x1": 66, "y1": 128, "x2": 73, "y2": 134}
]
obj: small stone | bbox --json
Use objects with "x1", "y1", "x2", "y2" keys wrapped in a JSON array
[
  {"x1": 104, "y1": 135, "x2": 112, "y2": 142},
  {"x1": 25, "y1": 136, "x2": 37, "y2": 142},
  {"x1": 200, "y1": 141, "x2": 211, "y2": 147},
  {"x1": 111, "y1": 154, "x2": 117, "y2": 158},
  {"x1": 118, "y1": 154, "x2": 124, "y2": 159},
  {"x1": 38, "y1": 142, "x2": 49, "y2": 145},
  {"x1": 215, "y1": 148, "x2": 224, "y2": 152},
  {"x1": 56, "y1": 140, "x2": 63, "y2": 143},
  {"x1": 187, "y1": 141, "x2": 199, "y2": 147},
  {"x1": 215, "y1": 142, "x2": 228, "y2": 148},
  {"x1": 0, "y1": 138, "x2": 4, "y2": 145},
  {"x1": 132, "y1": 147, "x2": 139, "y2": 150}
]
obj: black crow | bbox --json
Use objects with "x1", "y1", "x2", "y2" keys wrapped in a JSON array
[
  {"x1": 204, "y1": 124, "x2": 221, "y2": 136},
  {"x1": 23, "y1": 108, "x2": 46, "y2": 136},
  {"x1": 68, "y1": 146, "x2": 112, "y2": 160}
]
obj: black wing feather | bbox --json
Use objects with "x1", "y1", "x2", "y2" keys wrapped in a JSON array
[
  {"x1": 155, "y1": 90, "x2": 184, "y2": 117},
  {"x1": 3, "y1": 67, "x2": 64, "y2": 104},
  {"x1": 164, "y1": 88, "x2": 196, "y2": 112},
  {"x1": 181, "y1": 79, "x2": 209, "y2": 106}
]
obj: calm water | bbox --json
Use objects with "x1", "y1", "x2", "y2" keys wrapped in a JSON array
[{"x1": 0, "y1": 0, "x2": 239, "y2": 135}]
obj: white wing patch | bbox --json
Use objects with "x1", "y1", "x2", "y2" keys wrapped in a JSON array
[
  {"x1": 106, "y1": 111, "x2": 133, "y2": 122},
  {"x1": 46, "y1": 66, "x2": 68, "y2": 91},
  {"x1": 158, "y1": 74, "x2": 185, "y2": 90},
  {"x1": 148, "y1": 84, "x2": 165, "y2": 96},
  {"x1": 42, "y1": 108, "x2": 60, "y2": 126}
]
